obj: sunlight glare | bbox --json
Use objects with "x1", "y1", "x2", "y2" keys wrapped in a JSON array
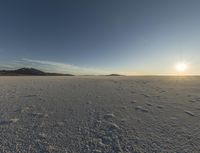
[{"x1": 175, "y1": 62, "x2": 188, "y2": 72}]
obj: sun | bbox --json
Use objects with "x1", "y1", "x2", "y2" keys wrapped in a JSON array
[{"x1": 175, "y1": 62, "x2": 188, "y2": 72}]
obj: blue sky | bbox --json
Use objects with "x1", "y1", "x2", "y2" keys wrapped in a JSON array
[{"x1": 0, "y1": 0, "x2": 200, "y2": 75}]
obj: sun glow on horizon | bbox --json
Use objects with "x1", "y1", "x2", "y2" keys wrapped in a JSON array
[{"x1": 175, "y1": 62, "x2": 188, "y2": 73}]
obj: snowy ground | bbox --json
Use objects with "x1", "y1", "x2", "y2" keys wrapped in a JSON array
[{"x1": 0, "y1": 76, "x2": 200, "y2": 153}]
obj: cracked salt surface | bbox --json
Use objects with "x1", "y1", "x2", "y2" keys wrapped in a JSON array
[{"x1": 0, "y1": 76, "x2": 199, "y2": 152}]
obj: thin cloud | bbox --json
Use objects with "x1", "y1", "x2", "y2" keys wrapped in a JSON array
[{"x1": 20, "y1": 58, "x2": 108, "y2": 75}]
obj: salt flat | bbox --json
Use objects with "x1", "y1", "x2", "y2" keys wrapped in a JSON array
[{"x1": 0, "y1": 76, "x2": 200, "y2": 153}]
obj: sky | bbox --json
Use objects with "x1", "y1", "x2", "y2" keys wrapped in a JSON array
[{"x1": 0, "y1": 0, "x2": 200, "y2": 75}]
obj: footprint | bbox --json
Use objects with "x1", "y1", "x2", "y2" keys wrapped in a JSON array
[
  {"x1": 106, "y1": 122, "x2": 121, "y2": 131},
  {"x1": 157, "y1": 105, "x2": 164, "y2": 109},
  {"x1": 189, "y1": 100, "x2": 196, "y2": 103},
  {"x1": 56, "y1": 121, "x2": 65, "y2": 126},
  {"x1": 103, "y1": 113, "x2": 116, "y2": 120},
  {"x1": 24, "y1": 95, "x2": 37, "y2": 98},
  {"x1": 146, "y1": 103, "x2": 152, "y2": 106},
  {"x1": 130, "y1": 100, "x2": 137, "y2": 104},
  {"x1": 141, "y1": 94, "x2": 150, "y2": 98},
  {"x1": 184, "y1": 110, "x2": 195, "y2": 116},
  {"x1": 135, "y1": 106, "x2": 148, "y2": 112},
  {"x1": 120, "y1": 106, "x2": 127, "y2": 110}
]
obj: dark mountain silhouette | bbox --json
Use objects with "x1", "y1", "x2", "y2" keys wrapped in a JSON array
[
  {"x1": 107, "y1": 74, "x2": 123, "y2": 76},
  {"x1": 0, "y1": 68, "x2": 74, "y2": 76}
]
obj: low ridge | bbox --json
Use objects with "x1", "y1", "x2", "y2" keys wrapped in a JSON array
[{"x1": 0, "y1": 68, "x2": 74, "y2": 76}]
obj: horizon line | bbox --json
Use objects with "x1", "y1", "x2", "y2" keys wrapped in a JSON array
[{"x1": 0, "y1": 67, "x2": 200, "y2": 77}]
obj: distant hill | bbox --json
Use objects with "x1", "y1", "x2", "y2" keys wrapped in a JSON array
[
  {"x1": 107, "y1": 74, "x2": 123, "y2": 76},
  {"x1": 0, "y1": 68, "x2": 74, "y2": 76}
]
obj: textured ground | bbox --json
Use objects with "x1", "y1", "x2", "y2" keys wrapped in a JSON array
[{"x1": 0, "y1": 76, "x2": 200, "y2": 153}]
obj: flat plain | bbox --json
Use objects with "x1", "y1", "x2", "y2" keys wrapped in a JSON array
[{"x1": 0, "y1": 76, "x2": 200, "y2": 153}]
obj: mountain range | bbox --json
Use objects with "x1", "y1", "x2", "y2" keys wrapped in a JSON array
[{"x1": 0, "y1": 68, "x2": 74, "y2": 76}]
